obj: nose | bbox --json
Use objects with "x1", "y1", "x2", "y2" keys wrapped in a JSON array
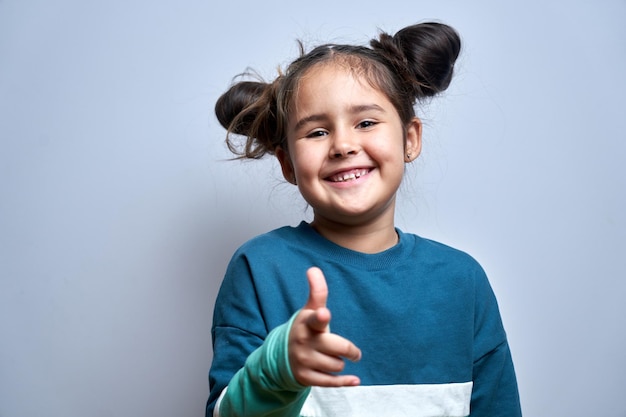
[{"x1": 329, "y1": 129, "x2": 360, "y2": 158}]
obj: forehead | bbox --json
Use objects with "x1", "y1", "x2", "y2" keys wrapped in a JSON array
[
  {"x1": 293, "y1": 62, "x2": 389, "y2": 108},
  {"x1": 297, "y1": 53, "x2": 382, "y2": 87}
]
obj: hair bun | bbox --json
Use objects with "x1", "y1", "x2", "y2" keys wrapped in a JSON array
[
  {"x1": 215, "y1": 81, "x2": 266, "y2": 135},
  {"x1": 372, "y1": 22, "x2": 461, "y2": 99}
]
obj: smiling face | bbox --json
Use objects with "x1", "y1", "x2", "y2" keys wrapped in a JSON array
[{"x1": 276, "y1": 63, "x2": 421, "y2": 232}]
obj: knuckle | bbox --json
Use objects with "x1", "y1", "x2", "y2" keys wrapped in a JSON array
[
  {"x1": 339, "y1": 339, "x2": 354, "y2": 356},
  {"x1": 329, "y1": 359, "x2": 345, "y2": 373},
  {"x1": 292, "y1": 350, "x2": 309, "y2": 365},
  {"x1": 293, "y1": 368, "x2": 307, "y2": 381}
]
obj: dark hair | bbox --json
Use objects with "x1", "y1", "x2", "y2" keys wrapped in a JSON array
[{"x1": 215, "y1": 22, "x2": 461, "y2": 159}]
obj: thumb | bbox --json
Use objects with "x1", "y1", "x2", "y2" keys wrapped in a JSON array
[
  {"x1": 304, "y1": 267, "x2": 330, "y2": 332},
  {"x1": 304, "y1": 267, "x2": 328, "y2": 310}
]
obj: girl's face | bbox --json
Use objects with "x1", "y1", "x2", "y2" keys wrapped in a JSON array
[{"x1": 277, "y1": 64, "x2": 421, "y2": 230}]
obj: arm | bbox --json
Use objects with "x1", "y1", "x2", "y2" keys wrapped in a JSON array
[
  {"x1": 471, "y1": 339, "x2": 521, "y2": 416},
  {"x1": 469, "y1": 267, "x2": 522, "y2": 416},
  {"x1": 212, "y1": 267, "x2": 361, "y2": 417},
  {"x1": 216, "y1": 314, "x2": 310, "y2": 417}
]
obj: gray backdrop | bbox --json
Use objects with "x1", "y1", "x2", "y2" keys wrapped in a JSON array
[{"x1": 1, "y1": 1, "x2": 625, "y2": 416}]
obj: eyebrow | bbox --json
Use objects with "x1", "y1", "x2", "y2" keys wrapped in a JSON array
[{"x1": 292, "y1": 104, "x2": 386, "y2": 132}]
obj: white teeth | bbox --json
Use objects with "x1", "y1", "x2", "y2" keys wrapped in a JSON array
[{"x1": 330, "y1": 169, "x2": 369, "y2": 182}]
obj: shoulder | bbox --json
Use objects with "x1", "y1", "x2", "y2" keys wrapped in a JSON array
[
  {"x1": 234, "y1": 222, "x2": 310, "y2": 258},
  {"x1": 225, "y1": 222, "x2": 322, "y2": 279},
  {"x1": 398, "y1": 230, "x2": 494, "y2": 297},
  {"x1": 402, "y1": 232, "x2": 503, "y2": 319},
  {"x1": 401, "y1": 230, "x2": 484, "y2": 271}
]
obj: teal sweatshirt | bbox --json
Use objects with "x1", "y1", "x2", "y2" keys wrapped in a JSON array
[{"x1": 207, "y1": 222, "x2": 521, "y2": 416}]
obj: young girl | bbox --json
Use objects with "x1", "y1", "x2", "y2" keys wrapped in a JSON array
[{"x1": 207, "y1": 22, "x2": 522, "y2": 417}]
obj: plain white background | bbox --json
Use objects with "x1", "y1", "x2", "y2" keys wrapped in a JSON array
[{"x1": 1, "y1": 1, "x2": 625, "y2": 416}]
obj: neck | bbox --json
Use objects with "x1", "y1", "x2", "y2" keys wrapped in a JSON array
[{"x1": 310, "y1": 215, "x2": 398, "y2": 254}]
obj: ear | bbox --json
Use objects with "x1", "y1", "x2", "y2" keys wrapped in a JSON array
[
  {"x1": 405, "y1": 117, "x2": 422, "y2": 162},
  {"x1": 276, "y1": 146, "x2": 297, "y2": 185}
]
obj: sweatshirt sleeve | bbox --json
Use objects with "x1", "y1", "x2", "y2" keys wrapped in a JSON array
[
  {"x1": 469, "y1": 266, "x2": 522, "y2": 416},
  {"x1": 215, "y1": 312, "x2": 311, "y2": 417},
  {"x1": 471, "y1": 339, "x2": 521, "y2": 416}
]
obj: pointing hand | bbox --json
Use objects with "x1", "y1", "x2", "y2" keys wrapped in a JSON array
[{"x1": 288, "y1": 267, "x2": 362, "y2": 387}]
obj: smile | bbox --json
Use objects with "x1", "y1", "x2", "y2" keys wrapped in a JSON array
[{"x1": 327, "y1": 168, "x2": 371, "y2": 183}]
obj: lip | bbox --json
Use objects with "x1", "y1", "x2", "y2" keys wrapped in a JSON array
[{"x1": 324, "y1": 166, "x2": 374, "y2": 184}]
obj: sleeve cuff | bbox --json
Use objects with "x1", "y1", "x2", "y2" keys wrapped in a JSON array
[{"x1": 217, "y1": 311, "x2": 310, "y2": 417}]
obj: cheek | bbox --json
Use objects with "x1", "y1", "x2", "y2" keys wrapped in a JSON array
[
  {"x1": 292, "y1": 144, "x2": 325, "y2": 173},
  {"x1": 371, "y1": 138, "x2": 405, "y2": 162},
  {"x1": 290, "y1": 155, "x2": 314, "y2": 180}
]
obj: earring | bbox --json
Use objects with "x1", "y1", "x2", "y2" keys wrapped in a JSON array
[{"x1": 406, "y1": 153, "x2": 412, "y2": 161}]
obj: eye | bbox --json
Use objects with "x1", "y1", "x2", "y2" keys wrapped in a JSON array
[
  {"x1": 357, "y1": 120, "x2": 377, "y2": 129},
  {"x1": 305, "y1": 129, "x2": 328, "y2": 138}
]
